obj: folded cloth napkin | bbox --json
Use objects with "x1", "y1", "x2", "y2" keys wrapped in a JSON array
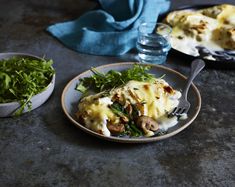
[{"x1": 47, "y1": 0, "x2": 171, "y2": 56}]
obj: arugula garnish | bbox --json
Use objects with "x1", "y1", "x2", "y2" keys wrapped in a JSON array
[
  {"x1": 0, "y1": 56, "x2": 55, "y2": 116},
  {"x1": 76, "y1": 64, "x2": 155, "y2": 93}
]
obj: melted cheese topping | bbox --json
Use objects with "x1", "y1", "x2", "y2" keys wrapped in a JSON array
[
  {"x1": 110, "y1": 79, "x2": 181, "y2": 120},
  {"x1": 165, "y1": 4, "x2": 235, "y2": 60},
  {"x1": 77, "y1": 78, "x2": 182, "y2": 137},
  {"x1": 77, "y1": 93, "x2": 116, "y2": 136}
]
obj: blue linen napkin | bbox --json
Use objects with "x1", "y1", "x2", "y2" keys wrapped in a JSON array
[{"x1": 47, "y1": 0, "x2": 171, "y2": 56}]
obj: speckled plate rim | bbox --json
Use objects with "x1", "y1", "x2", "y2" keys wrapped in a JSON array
[{"x1": 61, "y1": 62, "x2": 201, "y2": 143}]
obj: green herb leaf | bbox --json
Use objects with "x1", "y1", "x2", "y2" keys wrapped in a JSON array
[
  {"x1": 0, "y1": 56, "x2": 55, "y2": 116},
  {"x1": 110, "y1": 102, "x2": 128, "y2": 117},
  {"x1": 75, "y1": 82, "x2": 87, "y2": 93},
  {"x1": 76, "y1": 64, "x2": 155, "y2": 93},
  {"x1": 122, "y1": 121, "x2": 143, "y2": 137}
]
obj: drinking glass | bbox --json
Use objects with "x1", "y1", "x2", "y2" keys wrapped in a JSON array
[{"x1": 136, "y1": 22, "x2": 172, "y2": 64}]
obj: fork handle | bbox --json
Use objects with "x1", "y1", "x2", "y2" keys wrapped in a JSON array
[{"x1": 182, "y1": 59, "x2": 205, "y2": 100}]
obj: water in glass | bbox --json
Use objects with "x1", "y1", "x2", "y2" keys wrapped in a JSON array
[{"x1": 136, "y1": 23, "x2": 171, "y2": 64}]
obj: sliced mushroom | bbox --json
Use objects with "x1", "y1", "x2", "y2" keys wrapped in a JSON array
[
  {"x1": 135, "y1": 116, "x2": 159, "y2": 132},
  {"x1": 125, "y1": 104, "x2": 133, "y2": 116},
  {"x1": 107, "y1": 123, "x2": 125, "y2": 134}
]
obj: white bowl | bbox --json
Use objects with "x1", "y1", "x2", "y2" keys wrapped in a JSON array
[{"x1": 0, "y1": 52, "x2": 55, "y2": 117}]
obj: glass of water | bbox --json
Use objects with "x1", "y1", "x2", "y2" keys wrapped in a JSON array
[{"x1": 136, "y1": 22, "x2": 172, "y2": 64}]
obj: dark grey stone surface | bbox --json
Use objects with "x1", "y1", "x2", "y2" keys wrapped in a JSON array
[{"x1": 0, "y1": 0, "x2": 234, "y2": 186}]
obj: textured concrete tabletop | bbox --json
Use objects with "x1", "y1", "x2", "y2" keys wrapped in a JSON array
[{"x1": 0, "y1": 0, "x2": 234, "y2": 186}]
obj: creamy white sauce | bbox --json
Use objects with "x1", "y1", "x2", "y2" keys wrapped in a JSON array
[
  {"x1": 98, "y1": 97, "x2": 113, "y2": 105},
  {"x1": 179, "y1": 113, "x2": 188, "y2": 120},
  {"x1": 101, "y1": 116, "x2": 111, "y2": 136},
  {"x1": 168, "y1": 4, "x2": 235, "y2": 60},
  {"x1": 158, "y1": 115, "x2": 178, "y2": 131},
  {"x1": 170, "y1": 35, "x2": 224, "y2": 61},
  {"x1": 169, "y1": 91, "x2": 181, "y2": 101},
  {"x1": 157, "y1": 112, "x2": 188, "y2": 131}
]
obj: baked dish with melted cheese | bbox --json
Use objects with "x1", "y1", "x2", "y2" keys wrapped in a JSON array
[
  {"x1": 75, "y1": 65, "x2": 186, "y2": 137},
  {"x1": 164, "y1": 4, "x2": 235, "y2": 61}
]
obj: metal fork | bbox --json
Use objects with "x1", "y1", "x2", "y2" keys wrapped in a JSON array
[{"x1": 170, "y1": 59, "x2": 205, "y2": 116}]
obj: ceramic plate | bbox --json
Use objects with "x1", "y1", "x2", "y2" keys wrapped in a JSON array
[
  {"x1": 160, "y1": 4, "x2": 235, "y2": 69},
  {"x1": 61, "y1": 62, "x2": 201, "y2": 143}
]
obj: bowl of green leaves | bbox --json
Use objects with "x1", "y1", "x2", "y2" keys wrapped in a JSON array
[{"x1": 0, "y1": 52, "x2": 55, "y2": 117}]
